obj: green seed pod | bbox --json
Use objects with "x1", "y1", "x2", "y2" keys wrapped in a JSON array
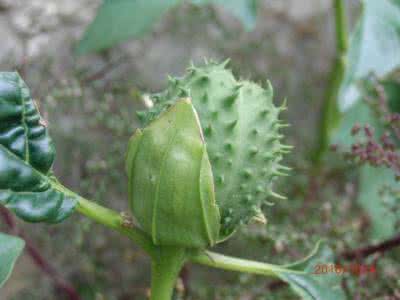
[
  {"x1": 126, "y1": 98, "x2": 220, "y2": 248},
  {"x1": 140, "y1": 61, "x2": 288, "y2": 239}
]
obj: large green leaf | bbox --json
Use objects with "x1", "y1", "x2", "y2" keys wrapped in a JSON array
[
  {"x1": 76, "y1": 0, "x2": 181, "y2": 54},
  {"x1": 339, "y1": 0, "x2": 400, "y2": 112},
  {"x1": 334, "y1": 77, "x2": 400, "y2": 239},
  {"x1": 356, "y1": 78, "x2": 399, "y2": 239},
  {"x1": 0, "y1": 233, "x2": 24, "y2": 288},
  {"x1": 76, "y1": 0, "x2": 259, "y2": 54},
  {"x1": 0, "y1": 72, "x2": 76, "y2": 223}
]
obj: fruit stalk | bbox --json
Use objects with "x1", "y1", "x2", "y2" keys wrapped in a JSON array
[{"x1": 150, "y1": 247, "x2": 187, "y2": 300}]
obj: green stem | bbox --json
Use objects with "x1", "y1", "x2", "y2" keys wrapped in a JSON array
[
  {"x1": 150, "y1": 247, "x2": 187, "y2": 300},
  {"x1": 334, "y1": 0, "x2": 348, "y2": 54},
  {"x1": 314, "y1": 0, "x2": 348, "y2": 164},
  {"x1": 56, "y1": 184, "x2": 303, "y2": 287},
  {"x1": 54, "y1": 183, "x2": 159, "y2": 258},
  {"x1": 190, "y1": 251, "x2": 302, "y2": 277},
  {"x1": 76, "y1": 197, "x2": 158, "y2": 258}
]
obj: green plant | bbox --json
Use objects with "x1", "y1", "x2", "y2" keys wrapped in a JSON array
[
  {"x1": 139, "y1": 62, "x2": 288, "y2": 238},
  {"x1": 333, "y1": 74, "x2": 400, "y2": 239},
  {"x1": 317, "y1": 0, "x2": 400, "y2": 160},
  {"x1": 0, "y1": 66, "x2": 345, "y2": 300},
  {"x1": 318, "y1": 0, "x2": 400, "y2": 240},
  {"x1": 0, "y1": 233, "x2": 24, "y2": 288}
]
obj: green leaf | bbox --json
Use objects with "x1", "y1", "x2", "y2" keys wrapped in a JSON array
[
  {"x1": 358, "y1": 166, "x2": 398, "y2": 240},
  {"x1": 0, "y1": 72, "x2": 77, "y2": 223},
  {"x1": 77, "y1": 0, "x2": 259, "y2": 54},
  {"x1": 339, "y1": 0, "x2": 400, "y2": 112},
  {"x1": 199, "y1": 241, "x2": 346, "y2": 300},
  {"x1": 0, "y1": 233, "x2": 24, "y2": 288},
  {"x1": 333, "y1": 76, "x2": 399, "y2": 239},
  {"x1": 76, "y1": 0, "x2": 181, "y2": 55},
  {"x1": 192, "y1": 0, "x2": 259, "y2": 30},
  {"x1": 278, "y1": 241, "x2": 346, "y2": 300}
]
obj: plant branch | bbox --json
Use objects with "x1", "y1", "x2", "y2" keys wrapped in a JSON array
[
  {"x1": 51, "y1": 182, "x2": 158, "y2": 258},
  {"x1": 73, "y1": 194, "x2": 159, "y2": 259},
  {"x1": 314, "y1": 0, "x2": 348, "y2": 163},
  {"x1": 340, "y1": 233, "x2": 400, "y2": 260}
]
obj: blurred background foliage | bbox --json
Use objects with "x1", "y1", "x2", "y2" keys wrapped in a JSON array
[{"x1": 0, "y1": 0, "x2": 399, "y2": 299}]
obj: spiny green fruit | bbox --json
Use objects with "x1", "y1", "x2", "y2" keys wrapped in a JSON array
[
  {"x1": 126, "y1": 99, "x2": 220, "y2": 248},
  {"x1": 139, "y1": 61, "x2": 289, "y2": 238}
]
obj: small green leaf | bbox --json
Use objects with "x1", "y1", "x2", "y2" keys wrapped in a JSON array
[
  {"x1": 339, "y1": 0, "x2": 400, "y2": 112},
  {"x1": 0, "y1": 72, "x2": 77, "y2": 223},
  {"x1": 278, "y1": 241, "x2": 346, "y2": 300},
  {"x1": 0, "y1": 233, "x2": 25, "y2": 288},
  {"x1": 76, "y1": 0, "x2": 181, "y2": 55}
]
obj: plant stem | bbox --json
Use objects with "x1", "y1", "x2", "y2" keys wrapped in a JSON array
[
  {"x1": 59, "y1": 184, "x2": 304, "y2": 279},
  {"x1": 314, "y1": 0, "x2": 348, "y2": 164},
  {"x1": 54, "y1": 184, "x2": 159, "y2": 258},
  {"x1": 76, "y1": 197, "x2": 160, "y2": 258},
  {"x1": 333, "y1": 0, "x2": 348, "y2": 54},
  {"x1": 190, "y1": 251, "x2": 301, "y2": 277},
  {"x1": 150, "y1": 247, "x2": 187, "y2": 300}
]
